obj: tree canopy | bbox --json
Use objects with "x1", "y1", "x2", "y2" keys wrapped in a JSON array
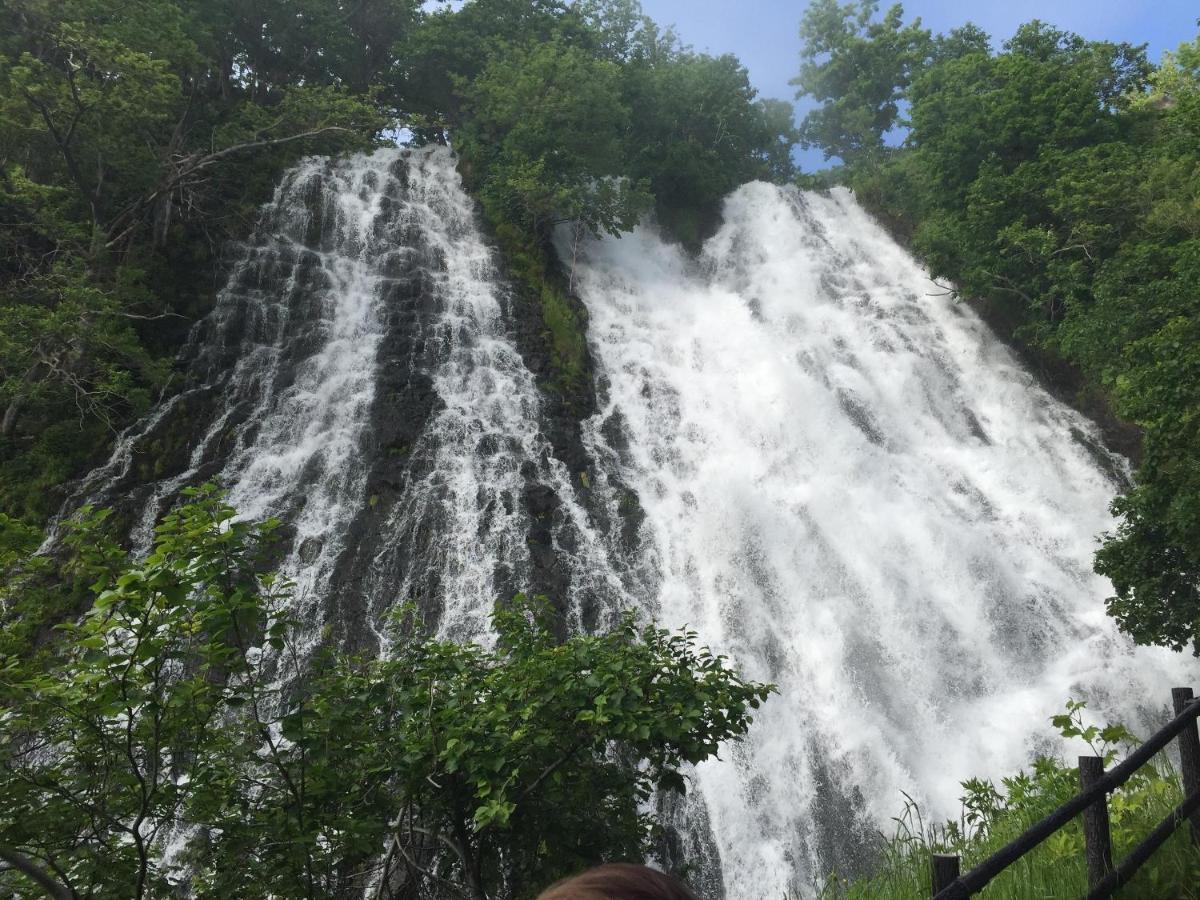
[
  {"x1": 792, "y1": 0, "x2": 933, "y2": 163},
  {"x1": 0, "y1": 0, "x2": 395, "y2": 519}
]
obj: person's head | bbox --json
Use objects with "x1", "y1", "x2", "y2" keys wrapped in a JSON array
[{"x1": 536, "y1": 863, "x2": 700, "y2": 900}]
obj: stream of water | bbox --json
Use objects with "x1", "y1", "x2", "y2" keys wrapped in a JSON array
[{"x1": 70, "y1": 148, "x2": 1193, "y2": 896}]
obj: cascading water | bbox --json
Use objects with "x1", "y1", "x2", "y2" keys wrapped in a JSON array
[
  {"x1": 67, "y1": 145, "x2": 626, "y2": 646},
  {"x1": 569, "y1": 183, "x2": 1195, "y2": 897},
  {"x1": 66, "y1": 148, "x2": 1194, "y2": 897},
  {"x1": 70, "y1": 150, "x2": 408, "y2": 638},
  {"x1": 349, "y1": 149, "x2": 627, "y2": 645}
]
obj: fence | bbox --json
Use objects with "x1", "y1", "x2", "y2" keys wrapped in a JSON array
[{"x1": 929, "y1": 686, "x2": 1200, "y2": 899}]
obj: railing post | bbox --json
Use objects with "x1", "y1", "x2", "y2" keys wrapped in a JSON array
[
  {"x1": 931, "y1": 853, "x2": 959, "y2": 897},
  {"x1": 1079, "y1": 756, "x2": 1113, "y2": 890},
  {"x1": 1172, "y1": 687, "x2": 1200, "y2": 846}
]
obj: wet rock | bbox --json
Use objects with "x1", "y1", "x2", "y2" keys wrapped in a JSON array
[
  {"x1": 297, "y1": 536, "x2": 323, "y2": 564},
  {"x1": 524, "y1": 483, "x2": 560, "y2": 519}
]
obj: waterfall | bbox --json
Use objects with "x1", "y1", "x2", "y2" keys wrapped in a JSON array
[
  {"x1": 348, "y1": 148, "x2": 628, "y2": 645},
  {"x1": 66, "y1": 145, "x2": 627, "y2": 647},
  {"x1": 65, "y1": 149, "x2": 1194, "y2": 897},
  {"x1": 569, "y1": 182, "x2": 1193, "y2": 897},
  {"x1": 68, "y1": 150, "x2": 409, "y2": 641}
]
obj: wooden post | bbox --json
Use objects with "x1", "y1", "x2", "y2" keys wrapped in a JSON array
[
  {"x1": 931, "y1": 853, "x2": 959, "y2": 897},
  {"x1": 1172, "y1": 687, "x2": 1200, "y2": 846},
  {"x1": 1079, "y1": 755, "x2": 1113, "y2": 890}
]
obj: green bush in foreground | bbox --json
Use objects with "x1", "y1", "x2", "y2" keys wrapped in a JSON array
[
  {"x1": 823, "y1": 701, "x2": 1200, "y2": 899},
  {"x1": 0, "y1": 486, "x2": 773, "y2": 900}
]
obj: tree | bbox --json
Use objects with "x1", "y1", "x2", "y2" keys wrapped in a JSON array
[
  {"x1": 0, "y1": 489, "x2": 774, "y2": 898},
  {"x1": 792, "y1": 0, "x2": 932, "y2": 163},
  {"x1": 398, "y1": 0, "x2": 574, "y2": 129},
  {"x1": 0, "y1": 0, "x2": 392, "y2": 520},
  {"x1": 0, "y1": 0, "x2": 388, "y2": 253},
  {"x1": 1091, "y1": 246, "x2": 1200, "y2": 655},
  {"x1": 906, "y1": 23, "x2": 1149, "y2": 203},
  {"x1": 626, "y1": 50, "x2": 797, "y2": 222},
  {"x1": 456, "y1": 38, "x2": 651, "y2": 239},
  {"x1": 405, "y1": 0, "x2": 794, "y2": 246},
  {"x1": 0, "y1": 262, "x2": 168, "y2": 440},
  {"x1": 0, "y1": 488, "x2": 286, "y2": 899}
]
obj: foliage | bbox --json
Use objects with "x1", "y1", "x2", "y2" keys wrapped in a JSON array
[
  {"x1": 0, "y1": 0, "x2": 395, "y2": 521},
  {"x1": 792, "y1": 1, "x2": 933, "y2": 163},
  {"x1": 0, "y1": 488, "x2": 286, "y2": 898},
  {"x1": 410, "y1": 0, "x2": 797, "y2": 241},
  {"x1": 795, "y1": 9, "x2": 1200, "y2": 654},
  {"x1": 347, "y1": 598, "x2": 772, "y2": 900},
  {"x1": 821, "y1": 701, "x2": 1200, "y2": 898},
  {"x1": 397, "y1": 0, "x2": 797, "y2": 396},
  {"x1": 627, "y1": 50, "x2": 796, "y2": 245},
  {"x1": 0, "y1": 489, "x2": 773, "y2": 899},
  {"x1": 444, "y1": 0, "x2": 796, "y2": 244},
  {"x1": 456, "y1": 38, "x2": 651, "y2": 238}
]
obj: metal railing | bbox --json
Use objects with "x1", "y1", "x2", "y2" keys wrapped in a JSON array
[{"x1": 929, "y1": 687, "x2": 1200, "y2": 899}]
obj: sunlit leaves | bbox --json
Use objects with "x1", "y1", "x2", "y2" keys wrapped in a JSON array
[{"x1": 793, "y1": 1, "x2": 933, "y2": 162}]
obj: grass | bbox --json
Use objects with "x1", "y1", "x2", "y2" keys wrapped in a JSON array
[{"x1": 821, "y1": 703, "x2": 1200, "y2": 899}]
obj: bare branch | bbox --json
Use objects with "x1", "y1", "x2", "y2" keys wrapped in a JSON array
[
  {"x1": 105, "y1": 127, "x2": 354, "y2": 250},
  {"x1": 0, "y1": 844, "x2": 75, "y2": 900},
  {"x1": 517, "y1": 740, "x2": 584, "y2": 803},
  {"x1": 113, "y1": 311, "x2": 189, "y2": 322},
  {"x1": 392, "y1": 835, "x2": 475, "y2": 900}
]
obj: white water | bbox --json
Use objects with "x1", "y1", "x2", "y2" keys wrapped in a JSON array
[
  {"x1": 69, "y1": 151, "x2": 405, "y2": 636},
  {"x1": 71, "y1": 146, "x2": 628, "y2": 643},
  {"x1": 354, "y1": 148, "x2": 629, "y2": 644},
  {"x1": 571, "y1": 183, "x2": 1196, "y2": 896},
  {"x1": 69, "y1": 151, "x2": 1198, "y2": 896},
  {"x1": 215, "y1": 152, "x2": 396, "y2": 627}
]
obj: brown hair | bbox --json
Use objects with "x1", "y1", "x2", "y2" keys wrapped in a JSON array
[{"x1": 536, "y1": 863, "x2": 701, "y2": 900}]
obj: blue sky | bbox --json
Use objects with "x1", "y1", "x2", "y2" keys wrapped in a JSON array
[{"x1": 637, "y1": 0, "x2": 1200, "y2": 170}]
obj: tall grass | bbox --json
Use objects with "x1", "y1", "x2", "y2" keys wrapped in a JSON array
[{"x1": 821, "y1": 702, "x2": 1200, "y2": 899}]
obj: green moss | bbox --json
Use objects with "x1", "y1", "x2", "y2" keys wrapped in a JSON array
[
  {"x1": 539, "y1": 282, "x2": 588, "y2": 395},
  {"x1": 491, "y1": 222, "x2": 591, "y2": 403}
]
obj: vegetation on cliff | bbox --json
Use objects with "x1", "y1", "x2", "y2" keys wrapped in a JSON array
[
  {"x1": 795, "y1": 1, "x2": 1200, "y2": 656},
  {"x1": 0, "y1": 0, "x2": 397, "y2": 519},
  {"x1": 403, "y1": 0, "x2": 796, "y2": 405}
]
